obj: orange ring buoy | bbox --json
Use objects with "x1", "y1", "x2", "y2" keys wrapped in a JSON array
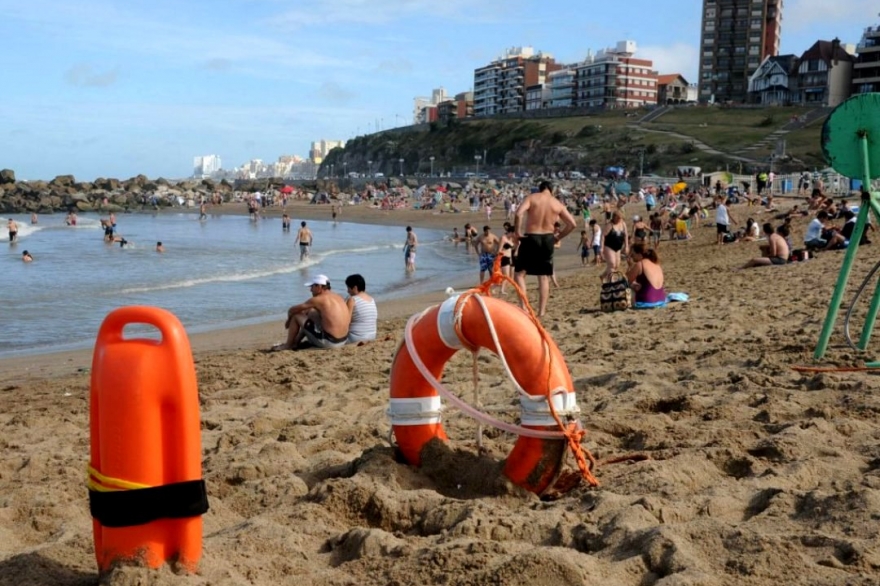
[
  {"x1": 388, "y1": 294, "x2": 579, "y2": 494},
  {"x1": 89, "y1": 306, "x2": 206, "y2": 572}
]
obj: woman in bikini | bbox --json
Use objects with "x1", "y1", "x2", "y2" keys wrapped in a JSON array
[
  {"x1": 626, "y1": 243, "x2": 666, "y2": 305},
  {"x1": 631, "y1": 215, "x2": 650, "y2": 247},
  {"x1": 499, "y1": 222, "x2": 516, "y2": 293},
  {"x1": 601, "y1": 211, "x2": 628, "y2": 280}
]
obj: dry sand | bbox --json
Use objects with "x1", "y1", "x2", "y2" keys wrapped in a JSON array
[{"x1": 3, "y1": 198, "x2": 880, "y2": 585}]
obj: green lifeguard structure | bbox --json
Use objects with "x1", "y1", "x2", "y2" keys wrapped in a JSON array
[{"x1": 814, "y1": 93, "x2": 880, "y2": 360}]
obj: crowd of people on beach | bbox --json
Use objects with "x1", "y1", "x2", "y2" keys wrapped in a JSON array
[{"x1": 6, "y1": 169, "x2": 870, "y2": 354}]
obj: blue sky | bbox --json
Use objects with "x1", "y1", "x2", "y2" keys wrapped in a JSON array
[{"x1": 0, "y1": 0, "x2": 875, "y2": 180}]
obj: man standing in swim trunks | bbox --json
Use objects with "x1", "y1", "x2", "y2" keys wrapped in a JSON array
[
  {"x1": 7, "y1": 218, "x2": 18, "y2": 243},
  {"x1": 513, "y1": 181, "x2": 577, "y2": 317},
  {"x1": 297, "y1": 221, "x2": 313, "y2": 261},
  {"x1": 404, "y1": 226, "x2": 418, "y2": 271},
  {"x1": 476, "y1": 225, "x2": 500, "y2": 283},
  {"x1": 277, "y1": 274, "x2": 350, "y2": 350}
]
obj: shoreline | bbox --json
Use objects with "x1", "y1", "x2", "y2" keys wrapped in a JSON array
[{"x1": 0, "y1": 200, "x2": 587, "y2": 382}]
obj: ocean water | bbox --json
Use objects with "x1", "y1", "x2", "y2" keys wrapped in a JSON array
[{"x1": 1, "y1": 212, "x2": 475, "y2": 357}]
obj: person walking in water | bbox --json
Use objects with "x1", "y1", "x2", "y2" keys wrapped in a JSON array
[
  {"x1": 404, "y1": 226, "x2": 418, "y2": 271},
  {"x1": 297, "y1": 221, "x2": 313, "y2": 261},
  {"x1": 513, "y1": 181, "x2": 577, "y2": 317},
  {"x1": 7, "y1": 218, "x2": 18, "y2": 243}
]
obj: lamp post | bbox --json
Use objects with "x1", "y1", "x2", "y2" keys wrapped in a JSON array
[
  {"x1": 330, "y1": 164, "x2": 334, "y2": 179},
  {"x1": 475, "y1": 155, "x2": 482, "y2": 176},
  {"x1": 367, "y1": 160, "x2": 372, "y2": 177},
  {"x1": 429, "y1": 156, "x2": 435, "y2": 177},
  {"x1": 343, "y1": 161, "x2": 348, "y2": 187},
  {"x1": 399, "y1": 158, "x2": 405, "y2": 177}
]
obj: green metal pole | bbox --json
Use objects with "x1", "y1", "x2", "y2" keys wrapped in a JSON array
[
  {"x1": 856, "y1": 129, "x2": 880, "y2": 349},
  {"x1": 814, "y1": 135, "x2": 873, "y2": 360},
  {"x1": 857, "y1": 196, "x2": 880, "y2": 349}
]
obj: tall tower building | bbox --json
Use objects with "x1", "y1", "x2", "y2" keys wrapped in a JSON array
[
  {"x1": 698, "y1": 0, "x2": 783, "y2": 103},
  {"x1": 852, "y1": 16, "x2": 880, "y2": 95}
]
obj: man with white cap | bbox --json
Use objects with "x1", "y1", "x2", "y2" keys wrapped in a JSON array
[{"x1": 276, "y1": 274, "x2": 351, "y2": 350}]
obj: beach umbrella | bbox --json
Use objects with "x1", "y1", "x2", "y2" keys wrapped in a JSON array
[
  {"x1": 672, "y1": 181, "x2": 688, "y2": 194},
  {"x1": 280, "y1": 185, "x2": 294, "y2": 194},
  {"x1": 614, "y1": 181, "x2": 631, "y2": 194}
]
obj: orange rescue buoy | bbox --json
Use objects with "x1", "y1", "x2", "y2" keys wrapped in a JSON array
[
  {"x1": 388, "y1": 293, "x2": 594, "y2": 494},
  {"x1": 89, "y1": 306, "x2": 208, "y2": 572}
]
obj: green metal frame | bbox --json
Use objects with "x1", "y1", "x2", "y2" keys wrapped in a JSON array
[{"x1": 815, "y1": 134, "x2": 880, "y2": 359}]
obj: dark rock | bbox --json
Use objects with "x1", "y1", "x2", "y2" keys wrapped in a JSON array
[
  {"x1": 75, "y1": 201, "x2": 95, "y2": 212},
  {"x1": 156, "y1": 177, "x2": 171, "y2": 186},
  {"x1": 50, "y1": 174, "x2": 76, "y2": 187},
  {"x1": 95, "y1": 177, "x2": 120, "y2": 191},
  {"x1": 202, "y1": 178, "x2": 216, "y2": 189},
  {"x1": 74, "y1": 181, "x2": 94, "y2": 192},
  {"x1": 0, "y1": 169, "x2": 15, "y2": 184}
]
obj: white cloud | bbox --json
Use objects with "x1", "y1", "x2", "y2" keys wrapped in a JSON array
[
  {"x1": 638, "y1": 43, "x2": 699, "y2": 83},
  {"x1": 65, "y1": 64, "x2": 119, "y2": 87}
]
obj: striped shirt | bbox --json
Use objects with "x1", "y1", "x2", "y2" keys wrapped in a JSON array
[{"x1": 348, "y1": 295, "x2": 378, "y2": 343}]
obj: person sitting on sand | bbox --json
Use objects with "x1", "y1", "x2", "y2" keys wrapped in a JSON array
[
  {"x1": 276, "y1": 274, "x2": 350, "y2": 351},
  {"x1": 742, "y1": 223, "x2": 790, "y2": 268},
  {"x1": 345, "y1": 274, "x2": 377, "y2": 344},
  {"x1": 805, "y1": 211, "x2": 847, "y2": 251},
  {"x1": 626, "y1": 243, "x2": 665, "y2": 304},
  {"x1": 840, "y1": 210, "x2": 873, "y2": 245}
]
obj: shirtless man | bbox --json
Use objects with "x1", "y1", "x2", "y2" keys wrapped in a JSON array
[
  {"x1": 66, "y1": 212, "x2": 77, "y2": 226},
  {"x1": 331, "y1": 203, "x2": 340, "y2": 222},
  {"x1": 514, "y1": 181, "x2": 578, "y2": 317},
  {"x1": 296, "y1": 221, "x2": 313, "y2": 261},
  {"x1": 22, "y1": 250, "x2": 32, "y2": 262},
  {"x1": 7, "y1": 218, "x2": 18, "y2": 243},
  {"x1": 277, "y1": 274, "x2": 351, "y2": 350},
  {"x1": 742, "y1": 223, "x2": 790, "y2": 268},
  {"x1": 404, "y1": 226, "x2": 418, "y2": 271},
  {"x1": 477, "y1": 225, "x2": 501, "y2": 283}
]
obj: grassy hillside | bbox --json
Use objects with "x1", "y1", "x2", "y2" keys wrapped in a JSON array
[{"x1": 322, "y1": 105, "x2": 829, "y2": 178}]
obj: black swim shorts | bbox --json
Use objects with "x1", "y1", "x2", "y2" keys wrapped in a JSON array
[{"x1": 514, "y1": 233, "x2": 555, "y2": 276}]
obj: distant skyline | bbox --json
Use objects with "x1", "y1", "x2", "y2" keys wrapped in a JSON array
[{"x1": 0, "y1": 0, "x2": 876, "y2": 180}]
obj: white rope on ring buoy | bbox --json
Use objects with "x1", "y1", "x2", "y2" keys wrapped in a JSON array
[{"x1": 402, "y1": 295, "x2": 580, "y2": 440}]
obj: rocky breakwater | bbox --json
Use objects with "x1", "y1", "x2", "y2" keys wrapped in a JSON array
[{"x1": 0, "y1": 169, "x2": 236, "y2": 215}]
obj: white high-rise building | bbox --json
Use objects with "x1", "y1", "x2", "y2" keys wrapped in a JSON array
[{"x1": 193, "y1": 155, "x2": 222, "y2": 178}]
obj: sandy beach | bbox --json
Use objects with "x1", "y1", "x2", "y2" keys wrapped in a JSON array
[{"x1": 3, "y1": 197, "x2": 880, "y2": 585}]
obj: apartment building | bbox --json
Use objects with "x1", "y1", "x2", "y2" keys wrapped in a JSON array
[
  {"x1": 852, "y1": 18, "x2": 880, "y2": 94},
  {"x1": 698, "y1": 0, "x2": 783, "y2": 103},
  {"x1": 473, "y1": 47, "x2": 561, "y2": 117},
  {"x1": 193, "y1": 155, "x2": 221, "y2": 178},
  {"x1": 309, "y1": 140, "x2": 345, "y2": 164},
  {"x1": 437, "y1": 91, "x2": 474, "y2": 122},
  {"x1": 573, "y1": 41, "x2": 658, "y2": 109},
  {"x1": 548, "y1": 69, "x2": 576, "y2": 108}
]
